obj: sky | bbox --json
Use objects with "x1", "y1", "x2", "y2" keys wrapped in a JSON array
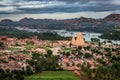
[{"x1": 0, "y1": 0, "x2": 120, "y2": 21}]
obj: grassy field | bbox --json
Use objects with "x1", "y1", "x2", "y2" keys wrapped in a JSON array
[
  {"x1": 25, "y1": 44, "x2": 38, "y2": 50},
  {"x1": 64, "y1": 48, "x2": 71, "y2": 52},
  {"x1": 42, "y1": 46, "x2": 52, "y2": 51},
  {"x1": 25, "y1": 71, "x2": 80, "y2": 80},
  {"x1": 7, "y1": 47, "x2": 21, "y2": 52}
]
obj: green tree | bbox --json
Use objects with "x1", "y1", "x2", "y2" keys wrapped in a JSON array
[
  {"x1": 91, "y1": 38, "x2": 100, "y2": 42},
  {"x1": 84, "y1": 53, "x2": 93, "y2": 58},
  {"x1": 0, "y1": 42, "x2": 4, "y2": 47},
  {"x1": 26, "y1": 66, "x2": 33, "y2": 75},
  {"x1": 35, "y1": 64, "x2": 42, "y2": 73},
  {"x1": 46, "y1": 50, "x2": 53, "y2": 57}
]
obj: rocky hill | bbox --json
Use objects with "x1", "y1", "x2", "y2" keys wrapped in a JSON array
[
  {"x1": 0, "y1": 14, "x2": 119, "y2": 32},
  {"x1": 104, "y1": 14, "x2": 120, "y2": 22}
]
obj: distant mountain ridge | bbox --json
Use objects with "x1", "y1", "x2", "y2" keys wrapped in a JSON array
[
  {"x1": 1, "y1": 14, "x2": 120, "y2": 23},
  {"x1": 0, "y1": 14, "x2": 120, "y2": 32},
  {"x1": 104, "y1": 14, "x2": 120, "y2": 22}
]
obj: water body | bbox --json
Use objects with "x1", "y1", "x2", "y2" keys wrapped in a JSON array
[
  {"x1": 16, "y1": 27, "x2": 120, "y2": 44},
  {"x1": 53, "y1": 29, "x2": 120, "y2": 44}
]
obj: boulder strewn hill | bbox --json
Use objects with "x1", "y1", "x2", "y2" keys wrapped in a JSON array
[{"x1": 104, "y1": 14, "x2": 120, "y2": 22}]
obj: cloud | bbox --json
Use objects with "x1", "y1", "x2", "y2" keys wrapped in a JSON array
[
  {"x1": 112, "y1": 0, "x2": 120, "y2": 5},
  {"x1": 0, "y1": 0, "x2": 120, "y2": 14}
]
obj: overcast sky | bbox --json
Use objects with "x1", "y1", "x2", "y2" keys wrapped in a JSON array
[{"x1": 0, "y1": 0, "x2": 120, "y2": 21}]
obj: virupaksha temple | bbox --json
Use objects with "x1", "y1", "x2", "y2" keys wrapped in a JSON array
[{"x1": 71, "y1": 32, "x2": 85, "y2": 47}]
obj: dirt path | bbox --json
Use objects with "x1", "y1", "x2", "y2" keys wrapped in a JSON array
[{"x1": 74, "y1": 70, "x2": 86, "y2": 80}]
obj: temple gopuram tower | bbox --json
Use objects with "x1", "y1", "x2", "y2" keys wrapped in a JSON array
[
  {"x1": 71, "y1": 36, "x2": 76, "y2": 45},
  {"x1": 71, "y1": 32, "x2": 85, "y2": 47}
]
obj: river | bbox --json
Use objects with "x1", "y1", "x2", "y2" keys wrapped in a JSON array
[{"x1": 16, "y1": 27, "x2": 120, "y2": 44}]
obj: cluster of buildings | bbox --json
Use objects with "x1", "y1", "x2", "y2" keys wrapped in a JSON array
[{"x1": 59, "y1": 54, "x2": 96, "y2": 70}]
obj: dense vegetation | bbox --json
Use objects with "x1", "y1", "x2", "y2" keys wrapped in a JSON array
[
  {"x1": 0, "y1": 27, "x2": 70, "y2": 40},
  {"x1": 80, "y1": 46, "x2": 120, "y2": 80},
  {"x1": 28, "y1": 51, "x2": 62, "y2": 71},
  {"x1": 81, "y1": 62, "x2": 120, "y2": 80},
  {"x1": 100, "y1": 30, "x2": 120, "y2": 40},
  {"x1": 92, "y1": 63, "x2": 120, "y2": 80},
  {"x1": 0, "y1": 69, "x2": 24, "y2": 80}
]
